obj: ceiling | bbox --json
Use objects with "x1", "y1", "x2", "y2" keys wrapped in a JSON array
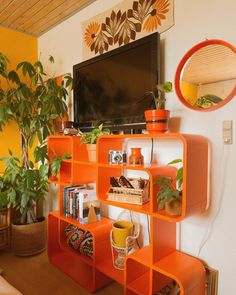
[
  {"x1": 182, "y1": 44, "x2": 236, "y2": 85},
  {"x1": 0, "y1": 0, "x2": 95, "y2": 37}
]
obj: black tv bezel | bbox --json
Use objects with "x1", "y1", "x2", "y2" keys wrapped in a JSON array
[{"x1": 73, "y1": 32, "x2": 160, "y2": 132}]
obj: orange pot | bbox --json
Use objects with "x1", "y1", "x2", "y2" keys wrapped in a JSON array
[{"x1": 144, "y1": 109, "x2": 170, "y2": 133}]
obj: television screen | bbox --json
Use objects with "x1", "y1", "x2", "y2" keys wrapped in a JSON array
[{"x1": 73, "y1": 32, "x2": 160, "y2": 131}]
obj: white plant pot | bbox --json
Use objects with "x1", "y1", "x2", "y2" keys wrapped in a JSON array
[{"x1": 86, "y1": 144, "x2": 96, "y2": 162}]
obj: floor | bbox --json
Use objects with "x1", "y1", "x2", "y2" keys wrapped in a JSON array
[{"x1": 0, "y1": 249, "x2": 123, "y2": 295}]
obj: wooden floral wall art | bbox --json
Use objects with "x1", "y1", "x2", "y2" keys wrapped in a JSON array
[{"x1": 82, "y1": 0, "x2": 174, "y2": 59}]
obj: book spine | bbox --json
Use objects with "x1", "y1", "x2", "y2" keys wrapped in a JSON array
[
  {"x1": 72, "y1": 192, "x2": 77, "y2": 219},
  {"x1": 63, "y1": 187, "x2": 68, "y2": 217},
  {"x1": 69, "y1": 191, "x2": 73, "y2": 218}
]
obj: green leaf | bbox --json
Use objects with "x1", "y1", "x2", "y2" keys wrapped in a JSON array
[
  {"x1": 157, "y1": 81, "x2": 173, "y2": 93},
  {"x1": 168, "y1": 158, "x2": 182, "y2": 165},
  {"x1": 8, "y1": 70, "x2": 21, "y2": 85},
  {"x1": 34, "y1": 61, "x2": 44, "y2": 74},
  {"x1": 61, "y1": 153, "x2": 71, "y2": 160}
]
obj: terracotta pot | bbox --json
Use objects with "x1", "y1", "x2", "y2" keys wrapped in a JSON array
[
  {"x1": 165, "y1": 199, "x2": 182, "y2": 216},
  {"x1": 86, "y1": 144, "x2": 96, "y2": 162},
  {"x1": 144, "y1": 109, "x2": 170, "y2": 133},
  {"x1": 11, "y1": 217, "x2": 46, "y2": 256}
]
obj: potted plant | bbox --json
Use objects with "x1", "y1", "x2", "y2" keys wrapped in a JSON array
[
  {"x1": 79, "y1": 124, "x2": 110, "y2": 162},
  {"x1": 154, "y1": 159, "x2": 183, "y2": 216},
  {"x1": 0, "y1": 52, "x2": 73, "y2": 255},
  {"x1": 144, "y1": 81, "x2": 173, "y2": 133}
]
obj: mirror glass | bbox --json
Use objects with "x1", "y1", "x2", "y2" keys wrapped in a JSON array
[{"x1": 175, "y1": 40, "x2": 236, "y2": 111}]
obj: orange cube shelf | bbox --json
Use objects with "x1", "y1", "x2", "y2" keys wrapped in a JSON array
[{"x1": 47, "y1": 134, "x2": 208, "y2": 294}]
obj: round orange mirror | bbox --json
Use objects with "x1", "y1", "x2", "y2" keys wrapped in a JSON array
[{"x1": 175, "y1": 40, "x2": 236, "y2": 111}]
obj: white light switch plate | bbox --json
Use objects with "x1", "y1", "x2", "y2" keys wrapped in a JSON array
[{"x1": 223, "y1": 120, "x2": 233, "y2": 144}]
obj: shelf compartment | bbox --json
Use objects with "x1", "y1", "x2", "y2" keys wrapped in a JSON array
[
  {"x1": 59, "y1": 161, "x2": 72, "y2": 183},
  {"x1": 101, "y1": 199, "x2": 150, "y2": 215},
  {"x1": 48, "y1": 136, "x2": 73, "y2": 160},
  {"x1": 97, "y1": 166, "x2": 152, "y2": 214},
  {"x1": 153, "y1": 251, "x2": 206, "y2": 294},
  {"x1": 152, "y1": 218, "x2": 176, "y2": 264},
  {"x1": 71, "y1": 137, "x2": 92, "y2": 162},
  {"x1": 125, "y1": 258, "x2": 151, "y2": 295},
  {"x1": 48, "y1": 213, "x2": 95, "y2": 292},
  {"x1": 59, "y1": 215, "x2": 112, "y2": 233},
  {"x1": 96, "y1": 256, "x2": 124, "y2": 285},
  {"x1": 72, "y1": 162, "x2": 96, "y2": 184},
  {"x1": 98, "y1": 133, "x2": 208, "y2": 219},
  {"x1": 126, "y1": 245, "x2": 152, "y2": 267},
  {"x1": 59, "y1": 219, "x2": 94, "y2": 266},
  {"x1": 152, "y1": 270, "x2": 178, "y2": 294}
]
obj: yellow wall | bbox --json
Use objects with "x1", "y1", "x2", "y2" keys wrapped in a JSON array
[
  {"x1": 0, "y1": 27, "x2": 38, "y2": 172},
  {"x1": 180, "y1": 81, "x2": 198, "y2": 105}
]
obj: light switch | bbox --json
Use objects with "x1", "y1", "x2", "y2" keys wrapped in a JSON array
[{"x1": 223, "y1": 120, "x2": 233, "y2": 144}]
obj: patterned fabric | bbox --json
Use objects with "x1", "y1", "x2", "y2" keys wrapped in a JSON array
[
  {"x1": 82, "y1": 0, "x2": 174, "y2": 59},
  {"x1": 65, "y1": 224, "x2": 93, "y2": 257}
]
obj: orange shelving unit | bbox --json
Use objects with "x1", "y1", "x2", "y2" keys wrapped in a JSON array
[{"x1": 47, "y1": 133, "x2": 208, "y2": 294}]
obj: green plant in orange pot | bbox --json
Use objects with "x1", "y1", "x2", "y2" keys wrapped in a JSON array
[
  {"x1": 79, "y1": 124, "x2": 110, "y2": 162},
  {"x1": 154, "y1": 159, "x2": 183, "y2": 216},
  {"x1": 144, "y1": 81, "x2": 172, "y2": 133}
]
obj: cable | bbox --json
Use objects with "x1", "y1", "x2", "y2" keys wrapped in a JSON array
[
  {"x1": 129, "y1": 210, "x2": 141, "y2": 249},
  {"x1": 197, "y1": 143, "x2": 229, "y2": 257},
  {"x1": 150, "y1": 138, "x2": 154, "y2": 164}
]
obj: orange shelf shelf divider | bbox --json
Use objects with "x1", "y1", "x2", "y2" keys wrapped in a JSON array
[{"x1": 47, "y1": 134, "x2": 208, "y2": 294}]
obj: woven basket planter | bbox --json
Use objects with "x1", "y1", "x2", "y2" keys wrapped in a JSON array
[{"x1": 11, "y1": 217, "x2": 46, "y2": 256}]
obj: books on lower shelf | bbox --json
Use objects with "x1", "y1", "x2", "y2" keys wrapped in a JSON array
[{"x1": 63, "y1": 183, "x2": 100, "y2": 224}]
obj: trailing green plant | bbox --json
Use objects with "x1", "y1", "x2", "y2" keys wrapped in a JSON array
[
  {"x1": 194, "y1": 94, "x2": 223, "y2": 108},
  {"x1": 144, "y1": 81, "x2": 173, "y2": 110},
  {"x1": 154, "y1": 159, "x2": 183, "y2": 210},
  {"x1": 79, "y1": 124, "x2": 110, "y2": 144},
  {"x1": 0, "y1": 52, "x2": 73, "y2": 224}
]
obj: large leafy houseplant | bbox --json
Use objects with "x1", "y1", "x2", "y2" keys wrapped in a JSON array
[{"x1": 0, "y1": 53, "x2": 73, "y2": 225}]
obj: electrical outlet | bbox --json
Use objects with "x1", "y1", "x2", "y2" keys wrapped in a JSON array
[
  {"x1": 205, "y1": 265, "x2": 218, "y2": 295},
  {"x1": 223, "y1": 120, "x2": 233, "y2": 144}
]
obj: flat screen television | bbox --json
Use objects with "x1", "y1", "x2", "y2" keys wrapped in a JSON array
[{"x1": 73, "y1": 32, "x2": 160, "y2": 132}]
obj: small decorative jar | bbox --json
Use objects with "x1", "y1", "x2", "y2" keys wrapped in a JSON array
[{"x1": 129, "y1": 148, "x2": 144, "y2": 165}]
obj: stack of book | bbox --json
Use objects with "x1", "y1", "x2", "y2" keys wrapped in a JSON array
[{"x1": 63, "y1": 183, "x2": 100, "y2": 224}]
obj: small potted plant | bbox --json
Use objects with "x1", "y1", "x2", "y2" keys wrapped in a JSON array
[
  {"x1": 154, "y1": 159, "x2": 183, "y2": 216},
  {"x1": 79, "y1": 124, "x2": 110, "y2": 162},
  {"x1": 144, "y1": 81, "x2": 172, "y2": 133}
]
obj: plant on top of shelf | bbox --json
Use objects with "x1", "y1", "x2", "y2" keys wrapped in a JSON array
[
  {"x1": 144, "y1": 81, "x2": 173, "y2": 134},
  {"x1": 0, "y1": 52, "x2": 73, "y2": 255},
  {"x1": 79, "y1": 124, "x2": 110, "y2": 162},
  {"x1": 154, "y1": 158, "x2": 183, "y2": 216},
  {"x1": 79, "y1": 124, "x2": 110, "y2": 144},
  {"x1": 146, "y1": 81, "x2": 173, "y2": 110}
]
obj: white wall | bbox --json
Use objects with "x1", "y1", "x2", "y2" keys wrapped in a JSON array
[{"x1": 39, "y1": 0, "x2": 236, "y2": 293}]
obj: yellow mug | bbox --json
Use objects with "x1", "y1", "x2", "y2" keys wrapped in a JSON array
[{"x1": 112, "y1": 221, "x2": 133, "y2": 247}]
